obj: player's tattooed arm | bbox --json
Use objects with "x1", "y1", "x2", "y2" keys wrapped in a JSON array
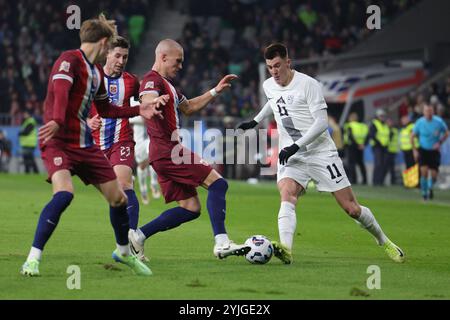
[{"x1": 179, "y1": 74, "x2": 238, "y2": 116}]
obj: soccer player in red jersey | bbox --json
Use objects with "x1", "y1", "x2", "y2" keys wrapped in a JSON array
[
  {"x1": 20, "y1": 15, "x2": 167, "y2": 277},
  {"x1": 128, "y1": 39, "x2": 250, "y2": 261},
  {"x1": 87, "y1": 36, "x2": 146, "y2": 260}
]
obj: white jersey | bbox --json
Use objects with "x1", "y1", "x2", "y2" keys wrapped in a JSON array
[
  {"x1": 263, "y1": 70, "x2": 337, "y2": 158},
  {"x1": 129, "y1": 115, "x2": 148, "y2": 146},
  {"x1": 129, "y1": 115, "x2": 150, "y2": 163}
]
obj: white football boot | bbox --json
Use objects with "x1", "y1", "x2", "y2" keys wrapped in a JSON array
[
  {"x1": 128, "y1": 229, "x2": 149, "y2": 262},
  {"x1": 213, "y1": 241, "x2": 251, "y2": 259}
]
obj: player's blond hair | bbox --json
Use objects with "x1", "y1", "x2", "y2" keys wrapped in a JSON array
[{"x1": 79, "y1": 13, "x2": 117, "y2": 43}]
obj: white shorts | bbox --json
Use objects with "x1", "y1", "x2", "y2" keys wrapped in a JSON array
[
  {"x1": 277, "y1": 152, "x2": 351, "y2": 193},
  {"x1": 135, "y1": 139, "x2": 149, "y2": 164}
]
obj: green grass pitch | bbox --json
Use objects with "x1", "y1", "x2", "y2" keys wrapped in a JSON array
[{"x1": 1, "y1": 174, "x2": 449, "y2": 299}]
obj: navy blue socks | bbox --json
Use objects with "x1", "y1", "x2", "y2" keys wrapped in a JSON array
[
  {"x1": 140, "y1": 207, "x2": 200, "y2": 238},
  {"x1": 207, "y1": 178, "x2": 228, "y2": 236},
  {"x1": 124, "y1": 189, "x2": 139, "y2": 230},
  {"x1": 110, "y1": 204, "x2": 130, "y2": 245},
  {"x1": 32, "y1": 191, "x2": 74, "y2": 249}
]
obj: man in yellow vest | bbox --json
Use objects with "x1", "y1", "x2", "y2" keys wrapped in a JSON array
[
  {"x1": 344, "y1": 112, "x2": 368, "y2": 184},
  {"x1": 399, "y1": 115, "x2": 417, "y2": 169},
  {"x1": 366, "y1": 109, "x2": 390, "y2": 186},
  {"x1": 386, "y1": 118, "x2": 399, "y2": 185},
  {"x1": 19, "y1": 110, "x2": 39, "y2": 174}
]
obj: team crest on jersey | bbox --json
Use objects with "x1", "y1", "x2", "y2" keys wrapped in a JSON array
[
  {"x1": 287, "y1": 95, "x2": 294, "y2": 104},
  {"x1": 109, "y1": 84, "x2": 118, "y2": 94},
  {"x1": 276, "y1": 96, "x2": 286, "y2": 104},
  {"x1": 144, "y1": 81, "x2": 154, "y2": 89},
  {"x1": 59, "y1": 61, "x2": 70, "y2": 73},
  {"x1": 53, "y1": 157, "x2": 63, "y2": 166}
]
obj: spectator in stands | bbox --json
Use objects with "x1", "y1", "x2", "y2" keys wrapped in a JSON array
[
  {"x1": 0, "y1": 0, "x2": 150, "y2": 124},
  {"x1": 430, "y1": 95, "x2": 446, "y2": 120}
]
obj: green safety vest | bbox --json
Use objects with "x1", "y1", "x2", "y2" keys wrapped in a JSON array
[
  {"x1": 344, "y1": 121, "x2": 369, "y2": 146},
  {"x1": 399, "y1": 123, "x2": 419, "y2": 151},
  {"x1": 388, "y1": 127, "x2": 399, "y2": 153},
  {"x1": 370, "y1": 119, "x2": 389, "y2": 147},
  {"x1": 19, "y1": 117, "x2": 37, "y2": 148}
]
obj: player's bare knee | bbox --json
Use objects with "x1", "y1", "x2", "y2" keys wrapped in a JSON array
[
  {"x1": 179, "y1": 199, "x2": 201, "y2": 213},
  {"x1": 110, "y1": 192, "x2": 128, "y2": 207},
  {"x1": 279, "y1": 189, "x2": 298, "y2": 204},
  {"x1": 120, "y1": 181, "x2": 133, "y2": 191}
]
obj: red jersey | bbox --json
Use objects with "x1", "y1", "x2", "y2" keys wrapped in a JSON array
[
  {"x1": 139, "y1": 70, "x2": 186, "y2": 162},
  {"x1": 91, "y1": 71, "x2": 139, "y2": 150},
  {"x1": 43, "y1": 49, "x2": 139, "y2": 149}
]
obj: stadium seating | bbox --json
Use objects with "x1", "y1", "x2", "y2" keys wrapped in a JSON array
[
  {"x1": 176, "y1": 0, "x2": 423, "y2": 125},
  {"x1": 0, "y1": 0, "x2": 150, "y2": 125},
  {"x1": 128, "y1": 15, "x2": 146, "y2": 47}
]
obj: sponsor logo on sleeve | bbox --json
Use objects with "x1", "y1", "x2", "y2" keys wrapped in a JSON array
[
  {"x1": 59, "y1": 61, "x2": 71, "y2": 73},
  {"x1": 144, "y1": 81, "x2": 154, "y2": 89}
]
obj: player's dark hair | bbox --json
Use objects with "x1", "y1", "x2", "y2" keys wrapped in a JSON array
[
  {"x1": 264, "y1": 43, "x2": 288, "y2": 60},
  {"x1": 110, "y1": 36, "x2": 130, "y2": 50},
  {"x1": 79, "y1": 14, "x2": 116, "y2": 43}
]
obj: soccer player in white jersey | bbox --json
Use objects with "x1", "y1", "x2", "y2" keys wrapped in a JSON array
[
  {"x1": 129, "y1": 112, "x2": 161, "y2": 205},
  {"x1": 238, "y1": 43, "x2": 405, "y2": 264}
]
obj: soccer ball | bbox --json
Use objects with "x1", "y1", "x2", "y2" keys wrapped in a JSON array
[{"x1": 244, "y1": 235, "x2": 273, "y2": 264}]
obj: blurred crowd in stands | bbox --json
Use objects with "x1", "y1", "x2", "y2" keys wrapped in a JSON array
[
  {"x1": 176, "y1": 0, "x2": 420, "y2": 122},
  {"x1": 0, "y1": 0, "x2": 150, "y2": 125},
  {"x1": 398, "y1": 76, "x2": 450, "y2": 124},
  {"x1": 2, "y1": 0, "x2": 447, "y2": 132}
]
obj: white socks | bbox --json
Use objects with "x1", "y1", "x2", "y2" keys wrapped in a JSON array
[
  {"x1": 137, "y1": 166, "x2": 149, "y2": 196},
  {"x1": 356, "y1": 206, "x2": 388, "y2": 245},
  {"x1": 278, "y1": 201, "x2": 297, "y2": 251},
  {"x1": 215, "y1": 233, "x2": 230, "y2": 246},
  {"x1": 117, "y1": 244, "x2": 131, "y2": 256},
  {"x1": 27, "y1": 247, "x2": 42, "y2": 261}
]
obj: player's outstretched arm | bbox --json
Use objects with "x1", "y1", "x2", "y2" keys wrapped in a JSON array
[
  {"x1": 140, "y1": 95, "x2": 168, "y2": 120},
  {"x1": 179, "y1": 74, "x2": 238, "y2": 116},
  {"x1": 94, "y1": 95, "x2": 167, "y2": 120},
  {"x1": 237, "y1": 101, "x2": 273, "y2": 131}
]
